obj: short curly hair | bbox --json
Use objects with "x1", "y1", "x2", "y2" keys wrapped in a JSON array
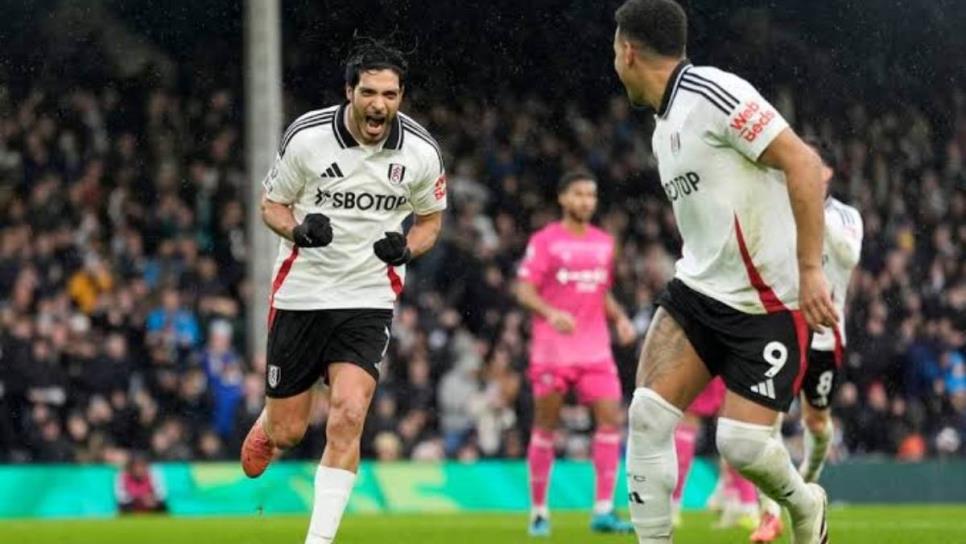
[
  {"x1": 615, "y1": 0, "x2": 687, "y2": 57},
  {"x1": 344, "y1": 38, "x2": 408, "y2": 88}
]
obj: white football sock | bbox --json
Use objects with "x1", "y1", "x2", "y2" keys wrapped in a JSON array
[
  {"x1": 716, "y1": 418, "x2": 815, "y2": 522},
  {"x1": 800, "y1": 420, "x2": 832, "y2": 483},
  {"x1": 626, "y1": 388, "x2": 682, "y2": 543},
  {"x1": 305, "y1": 465, "x2": 356, "y2": 544},
  {"x1": 759, "y1": 415, "x2": 783, "y2": 517}
]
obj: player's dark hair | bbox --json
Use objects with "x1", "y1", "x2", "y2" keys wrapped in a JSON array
[
  {"x1": 803, "y1": 136, "x2": 836, "y2": 170},
  {"x1": 615, "y1": 0, "x2": 687, "y2": 57},
  {"x1": 558, "y1": 170, "x2": 597, "y2": 194},
  {"x1": 804, "y1": 137, "x2": 841, "y2": 199},
  {"x1": 344, "y1": 38, "x2": 408, "y2": 88}
]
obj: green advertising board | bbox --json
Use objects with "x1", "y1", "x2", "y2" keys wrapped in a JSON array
[{"x1": 2, "y1": 458, "x2": 962, "y2": 519}]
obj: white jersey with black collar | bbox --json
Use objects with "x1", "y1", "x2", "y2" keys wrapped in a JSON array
[
  {"x1": 651, "y1": 60, "x2": 798, "y2": 315},
  {"x1": 262, "y1": 104, "x2": 447, "y2": 311}
]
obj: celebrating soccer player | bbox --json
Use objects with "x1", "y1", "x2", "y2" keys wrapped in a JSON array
[
  {"x1": 515, "y1": 170, "x2": 638, "y2": 536},
  {"x1": 240, "y1": 40, "x2": 447, "y2": 544},
  {"x1": 612, "y1": 1, "x2": 837, "y2": 542},
  {"x1": 752, "y1": 141, "x2": 863, "y2": 543}
]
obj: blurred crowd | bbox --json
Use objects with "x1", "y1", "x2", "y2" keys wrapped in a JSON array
[{"x1": 0, "y1": 55, "x2": 963, "y2": 467}]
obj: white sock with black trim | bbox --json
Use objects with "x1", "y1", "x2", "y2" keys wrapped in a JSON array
[
  {"x1": 716, "y1": 417, "x2": 815, "y2": 521},
  {"x1": 626, "y1": 388, "x2": 682, "y2": 543}
]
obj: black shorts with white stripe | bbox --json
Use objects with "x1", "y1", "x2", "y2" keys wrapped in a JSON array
[
  {"x1": 656, "y1": 279, "x2": 811, "y2": 412},
  {"x1": 265, "y1": 308, "x2": 392, "y2": 398},
  {"x1": 801, "y1": 349, "x2": 844, "y2": 410}
]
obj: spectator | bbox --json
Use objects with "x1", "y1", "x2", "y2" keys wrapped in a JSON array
[
  {"x1": 146, "y1": 287, "x2": 201, "y2": 352},
  {"x1": 198, "y1": 320, "x2": 243, "y2": 442},
  {"x1": 0, "y1": 9, "x2": 961, "y2": 464},
  {"x1": 116, "y1": 454, "x2": 168, "y2": 514}
]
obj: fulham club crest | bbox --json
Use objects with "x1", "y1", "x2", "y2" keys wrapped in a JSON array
[
  {"x1": 267, "y1": 365, "x2": 281, "y2": 388},
  {"x1": 671, "y1": 132, "x2": 681, "y2": 155},
  {"x1": 387, "y1": 163, "x2": 406, "y2": 184}
]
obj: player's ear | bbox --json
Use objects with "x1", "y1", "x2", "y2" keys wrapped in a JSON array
[
  {"x1": 345, "y1": 85, "x2": 353, "y2": 103},
  {"x1": 622, "y1": 40, "x2": 636, "y2": 67}
]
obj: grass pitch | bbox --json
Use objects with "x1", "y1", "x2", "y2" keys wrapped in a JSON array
[{"x1": 2, "y1": 506, "x2": 965, "y2": 543}]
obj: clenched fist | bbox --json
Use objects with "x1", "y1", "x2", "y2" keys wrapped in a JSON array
[
  {"x1": 373, "y1": 231, "x2": 412, "y2": 266},
  {"x1": 292, "y1": 213, "x2": 333, "y2": 248}
]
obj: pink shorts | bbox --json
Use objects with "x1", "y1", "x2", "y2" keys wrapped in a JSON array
[
  {"x1": 688, "y1": 377, "x2": 726, "y2": 417},
  {"x1": 528, "y1": 361, "x2": 622, "y2": 404}
]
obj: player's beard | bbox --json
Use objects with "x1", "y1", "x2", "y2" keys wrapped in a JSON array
[
  {"x1": 565, "y1": 208, "x2": 593, "y2": 225},
  {"x1": 352, "y1": 104, "x2": 392, "y2": 144}
]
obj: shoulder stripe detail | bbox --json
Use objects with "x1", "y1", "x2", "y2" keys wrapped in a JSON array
[
  {"x1": 828, "y1": 200, "x2": 858, "y2": 227},
  {"x1": 681, "y1": 74, "x2": 738, "y2": 109},
  {"x1": 400, "y1": 118, "x2": 441, "y2": 150},
  {"x1": 279, "y1": 117, "x2": 334, "y2": 156},
  {"x1": 400, "y1": 115, "x2": 444, "y2": 171},
  {"x1": 402, "y1": 126, "x2": 443, "y2": 171},
  {"x1": 678, "y1": 84, "x2": 731, "y2": 115},
  {"x1": 280, "y1": 113, "x2": 334, "y2": 155},
  {"x1": 849, "y1": 208, "x2": 861, "y2": 226},
  {"x1": 399, "y1": 115, "x2": 435, "y2": 141},
  {"x1": 281, "y1": 110, "x2": 336, "y2": 142},
  {"x1": 682, "y1": 71, "x2": 739, "y2": 104},
  {"x1": 835, "y1": 208, "x2": 849, "y2": 226}
]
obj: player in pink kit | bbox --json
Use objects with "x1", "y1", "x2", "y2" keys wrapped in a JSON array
[{"x1": 515, "y1": 170, "x2": 638, "y2": 537}]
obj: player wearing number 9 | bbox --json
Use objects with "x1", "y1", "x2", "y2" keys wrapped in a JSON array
[
  {"x1": 753, "y1": 139, "x2": 864, "y2": 543},
  {"x1": 613, "y1": 1, "x2": 835, "y2": 542}
]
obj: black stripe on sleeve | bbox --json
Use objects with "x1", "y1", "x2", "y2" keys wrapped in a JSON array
[
  {"x1": 400, "y1": 117, "x2": 436, "y2": 143},
  {"x1": 837, "y1": 207, "x2": 851, "y2": 227},
  {"x1": 402, "y1": 127, "x2": 444, "y2": 173},
  {"x1": 279, "y1": 113, "x2": 334, "y2": 155},
  {"x1": 400, "y1": 118, "x2": 441, "y2": 150},
  {"x1": 682, "y1": 72, "x2": 740, "y2": 105},
  {"x1": 681, "y1": 74, "x2": 739, "y2": 109},
  {"x1": 677, "y1": 84, "x2": 731, "y2": 116},
  {"x1": 281, "y1": 111, "x2": 334, "y2": 143}
]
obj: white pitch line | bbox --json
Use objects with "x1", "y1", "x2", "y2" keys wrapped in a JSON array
[{"x1": 832, "y1": 520, "x2": 966, "y2": 530}]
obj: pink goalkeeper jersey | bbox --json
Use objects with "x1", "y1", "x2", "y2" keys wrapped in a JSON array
[{"x1": 518, "y1": 222, "x2": 615, "y2": 366}]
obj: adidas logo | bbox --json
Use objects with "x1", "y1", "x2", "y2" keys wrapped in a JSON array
[
  {"x1": 320, "y1": 162, "x2": 344, "y2": 178},
  {"x1": 750, "y1": 379, "x2": 776, "y2": 399}
]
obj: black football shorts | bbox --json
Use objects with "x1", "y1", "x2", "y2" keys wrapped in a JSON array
[
  {"x1": 265, "y1": 308, "x2": 393, "y2": 398},
  {"x1": 657, "y1": 279, "x2": 812, "y2": 412},
  {"x1": 801, "y1": 348, "x2": 843, "y2": 409}
]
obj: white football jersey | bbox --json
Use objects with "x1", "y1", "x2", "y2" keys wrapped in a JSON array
[
  {"x1": 811, "y1": 197, "x2": 863, "y2": 351},
  {"x1": 262, "y1": 104, "x2": 447, "y2": 310},
  {"x1": 651, "y1": 61, "x2": 797, "y2": 314}
]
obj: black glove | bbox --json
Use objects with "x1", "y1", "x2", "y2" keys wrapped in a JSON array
[
  {"x1": 373, "y1": 231, "x2": 412, "y2": 266},
  {"x1": 292, "y1": 213, "x2": 333, "y2": 248}
]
